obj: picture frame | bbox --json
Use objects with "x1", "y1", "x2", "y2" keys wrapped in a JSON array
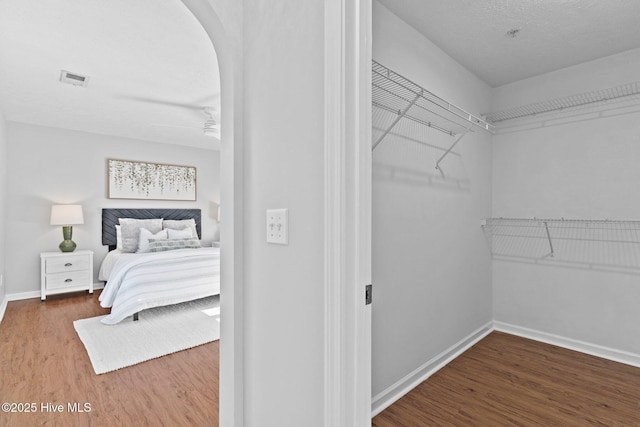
[{"x1": 107, "y1": 159, "x2": 197, "y2": 201}]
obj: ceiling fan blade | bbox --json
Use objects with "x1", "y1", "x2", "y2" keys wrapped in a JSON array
[
  {"x1": 115, "y1": 94, "x2": 217, "y2": 112},
  {"x1": 151, "y1": 123, "x2": 199, "y2": 129},
  {"x1": 152, "y1": 122, "x2": 219, "y2": 138}
]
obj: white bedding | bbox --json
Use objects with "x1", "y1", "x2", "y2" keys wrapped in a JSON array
[
  {"x1": 98, "y1": 247, "x2": 220, "y2": 325},
  {"x1": 98, "y1": 249, "x2": 133, "y2": 281}
]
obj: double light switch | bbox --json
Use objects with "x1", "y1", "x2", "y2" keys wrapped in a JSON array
[{"x1": 266, "y1": 208, "x2": 288, "y2": 245}]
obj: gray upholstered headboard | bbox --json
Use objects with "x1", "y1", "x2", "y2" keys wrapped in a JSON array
[{"x1": 102, "y1": 208, "x2": 202, "y2": 251}]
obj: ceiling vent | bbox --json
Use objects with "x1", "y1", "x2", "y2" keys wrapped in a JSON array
[{"x1": 59, "y1": 70, "x2": 90, "y2": 87}]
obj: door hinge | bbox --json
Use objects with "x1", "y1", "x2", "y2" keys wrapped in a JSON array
[{"x1": 365, "y1": 284, "x2": 372, "y2": 305}]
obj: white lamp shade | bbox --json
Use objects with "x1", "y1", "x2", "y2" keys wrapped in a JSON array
[
  {"x1": 50, "y1": 205, "x2": 84, "y2": 225},
  {"x1": 209, "y1": 201, "x2": 220, "y2": 221}
]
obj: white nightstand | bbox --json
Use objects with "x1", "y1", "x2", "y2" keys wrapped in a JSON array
[{"x1": 40, "y1": 250, "x2": 94, "y2": 301}]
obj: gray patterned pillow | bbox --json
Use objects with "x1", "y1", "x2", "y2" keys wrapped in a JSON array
[
  {"x1": 148, "y1": 238, "x2": 201, "y2": 252},
  {"x1": 119, "y1": 218, "x2": 163, "y2": 253}
]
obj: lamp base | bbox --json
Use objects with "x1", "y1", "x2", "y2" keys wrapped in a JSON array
[
  {"x1": 59, "y1": 240, "x2": 77, "y2": 252},
  {"x1": 59, "y1": 226, "x2": 77, "y2": 252}
]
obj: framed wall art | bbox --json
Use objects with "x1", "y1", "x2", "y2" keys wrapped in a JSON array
[{"x1": 107, "y1": 159, "x2": 197, "y2": 201}]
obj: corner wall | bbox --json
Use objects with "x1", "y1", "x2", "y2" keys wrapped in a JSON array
[
  {"x1": 5, "y1": 122, "x2": 220, "y2": 296},
  {"x1": 372, "y1": 1, "x2": 493, "y2": 403},
  {"x1": 491, "y1": 48, "x2": 640, "y2": 355}
]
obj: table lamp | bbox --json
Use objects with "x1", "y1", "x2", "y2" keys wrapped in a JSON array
[{"x1": 50, "y1": 204, "x2": 84, "y2": 252}]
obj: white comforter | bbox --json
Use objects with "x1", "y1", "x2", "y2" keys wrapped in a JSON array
[{"x1": 99, "y1": 247, "x2": 220, "y2": 325}]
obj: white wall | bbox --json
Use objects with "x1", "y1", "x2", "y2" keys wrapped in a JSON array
[
  {"x1": 5, "y1": 122, "x2": 220, "y2": 296},
  {"x1": 492, "y1": 48, "x2": 640, "y2": 354},
  {"x1": 241, "y1": 0, "x2": 325, "y2": 425},
  {"x1": 372, "y1": 1, "x2": 493, "y2": 399},
  {"x1": 0, "y1": 111, "x2": 6, "y2": 305}
]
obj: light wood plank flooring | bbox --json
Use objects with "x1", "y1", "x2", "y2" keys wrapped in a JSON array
[
  {"x1": 373, "y1": 331, "x2": 640, "y2": 426},
  {"x1": 0, "y1": 290, "x2": 218, "y2": 426}
]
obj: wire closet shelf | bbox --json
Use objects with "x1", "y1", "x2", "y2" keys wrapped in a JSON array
[
  {"x1": 481, "y1": 218, "x2": 640, "y2": 272},
  {"x1": 484, "y1": 81, "x2": 640, "y2": 124},
  {"x1": 372, "y1": 61, "x2": 494, "y2": 168}
]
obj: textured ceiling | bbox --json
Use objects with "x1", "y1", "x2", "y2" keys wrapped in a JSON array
[
  {"x1": 0, "y1": 0, "x2": 220, "y2": 150},
  {"x1": 377, "y1": 0, "x2": 640, "y2": 87}
]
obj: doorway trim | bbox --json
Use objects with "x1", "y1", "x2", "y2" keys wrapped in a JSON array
[
  {"x1": 324, "y1": 0, "x2": 372, "y2": 425},
  {"x1": 179, "y1": 1, "x2": 243, "y2": 426}
]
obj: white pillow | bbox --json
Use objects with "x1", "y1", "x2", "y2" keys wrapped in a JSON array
[
  {"x1": 115, "y1": 225, "x2": 123, "y2": 250},
  {"x1": 137, "y1": 228, "x2": 168, "y2": 253},
  {"x1": 167, "y1": 227, "x2": 194, "y2": 239}
]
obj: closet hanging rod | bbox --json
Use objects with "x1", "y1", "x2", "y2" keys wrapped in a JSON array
[
  {"x1": 481, "y1": 217, "x2": 640, "y2": 226},
  {"x1": 372, "y1": 91, "x2": 422, "y2": 151},
  {"x1": 480, "y1": 217, "x2": 640, "y2": 268},
  {"x1": 372, "y1": 79, "x2": 461, "y2": 130},
  {"x1": 372, "y1": 85, "x2": 473, "y2": 136},
  {"x1": 435, "y1": 122, "x2": 473, "y2": 172},
  {"x1": 373, "y1": 101, "x2": 456, "y2": 136},
  {"x1": 484, "y1": 81, "x2": 640, "y2": 123}
]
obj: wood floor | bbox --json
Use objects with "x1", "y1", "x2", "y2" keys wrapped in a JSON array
[
  {"x1": 373, "y1": 332, "x2": 640, "y2": 426},
  {"x1": 4, "y1": 295, "x2": 640, "y2": 427},
  {"x1": 0, "y1": 290, "x2": 218, "y2": 427}
]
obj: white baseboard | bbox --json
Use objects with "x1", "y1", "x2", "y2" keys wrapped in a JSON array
[
  {"x1": 0, "y1": 294, "x2": 8, "y2": 325},
  {"x1": 1, "y1": 282, "x2": 104, "y2": 324},
  {"x1": 6, "y1": 282, "x2": 104, "y2": 302},
  {"x1": 493, "y1": 321, "x2": 640, "y2": 369},
  {"x1": 371, "y1": 322, "x2": 493, "y2": 417},
  {"x1": 7, "y1": 290, "x2": 40, "y2": 301}
]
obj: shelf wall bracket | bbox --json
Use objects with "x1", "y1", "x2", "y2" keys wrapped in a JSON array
[
  {"x1": 372, "y1": 90, "x2": 422, "y2": 152},
  {"x1": 543, "y1": 221, "x2": 555, "y2": 258},
  {"x1": 435, "y1": 121, "x2": 473, "y2": 172}
]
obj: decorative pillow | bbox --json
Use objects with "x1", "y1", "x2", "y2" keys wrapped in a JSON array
[
  {"x1": 119, "y1": 218, "x2": 163, "y2": 253},
  {"x1": 163, "y1": 219, "x2": 197, "y2": 239},
  {"x1": 115, "y1": 225, "x2": 123, "y2": 250},
  {"x1": 148, "y1": 238, "x2": 202, "y2": 252},
  {"x1": 137, "y1": 228, "x2": 168, "y2": 253},
  {"x1": 167, "y1": 227, "x2": 193, "y2": 239}
]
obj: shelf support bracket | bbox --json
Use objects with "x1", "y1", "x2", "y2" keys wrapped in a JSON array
[
  {"x1": 372, "y1": 90, "x2": 422, "y2": 151},
  {"x1": 435, "y1": 122, "x2": 473, "y2": 172},
  {"x1": 543, "y1": 221, "x2": 555, "y2": 257}
]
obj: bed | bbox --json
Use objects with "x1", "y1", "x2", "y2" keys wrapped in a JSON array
[{"x1": 98, "y1": 208, "x2": 220, "y2": 325}]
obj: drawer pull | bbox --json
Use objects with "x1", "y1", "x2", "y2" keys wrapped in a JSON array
[
  {"x1": 64, "y1": 278, "x2": 73, "y2": 283},
  {"x1": 64, "y1": 263, "x2": 73, "y2": 267}
]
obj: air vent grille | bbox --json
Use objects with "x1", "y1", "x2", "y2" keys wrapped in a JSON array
[{"x1": 60, "y1": 70, "x2": 90, "y2": 87}]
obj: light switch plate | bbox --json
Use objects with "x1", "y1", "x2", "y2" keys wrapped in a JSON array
[{"x1": 266, "y1": 208, "x2": 288, "y2": 245}]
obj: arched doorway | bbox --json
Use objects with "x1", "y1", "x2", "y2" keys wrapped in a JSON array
[
  {"x1": 179, "y1": 1, "x2": 243, "y2": 425},
  {"x1": 183, "y1": 1, "x2": 373, "y2": 425}
]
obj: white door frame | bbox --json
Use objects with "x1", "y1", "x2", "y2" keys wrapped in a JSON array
[
  {"x1": 324, "y1": 0, "x2": 372, "y2": 425},
  {"x1": 185, "y1": 0, "x2": 372, "y2": 424}
]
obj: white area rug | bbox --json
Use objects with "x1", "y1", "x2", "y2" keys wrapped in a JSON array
[{"x1": 74, "y1": 296, "x2": 220, "y2": 374}]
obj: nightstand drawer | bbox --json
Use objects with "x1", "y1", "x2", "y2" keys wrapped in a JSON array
[
  {"x1": 45, "y1": 271, "x2": 90, "y2": 290},
  {"x1": 45, "y1": 255, "x2": 90, "y2": 274}
]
